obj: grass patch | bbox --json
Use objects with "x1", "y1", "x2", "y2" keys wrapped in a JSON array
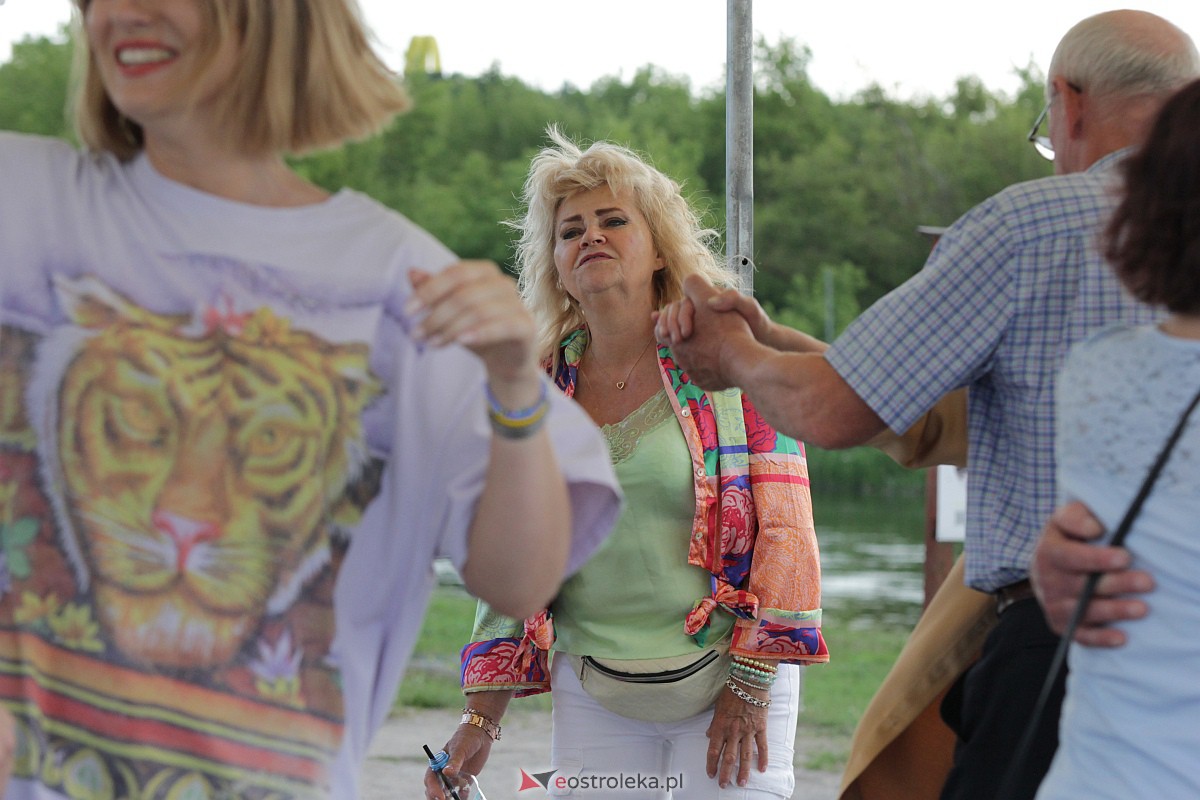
[
  {"x1": 394, "y1": 584, "x2": 553, "y2": 712},
  {"x1": 393, "y1": 585, "x2": 476, "y2": 710},
  {"x1": 802, "y1": 616, "x2": 911, "y2": 736},
  {"x1": 793, "y1": 614, "x2": 911, "y2": 771},
  {"x1": 803, "y1": 749, "x2": 848, "y2": 773}
]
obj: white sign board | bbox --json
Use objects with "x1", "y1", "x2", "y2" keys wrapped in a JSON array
[{"x1": 935, "y1": 465, "x2": 968, "y2": 543}]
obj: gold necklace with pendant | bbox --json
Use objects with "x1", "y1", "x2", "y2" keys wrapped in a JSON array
[{"x1": 586, "y1": 336, "x2": 656, "y2": 390}]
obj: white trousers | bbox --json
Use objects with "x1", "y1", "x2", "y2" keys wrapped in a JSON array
[{"x1": 547, "y1": 655, "x2": 801, "y2": 799}]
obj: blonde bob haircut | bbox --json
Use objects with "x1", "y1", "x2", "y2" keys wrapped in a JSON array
[
  {"x1": 512, "y1": 126, "x2": 737, "y2": 365},
  {"x1": 72, "y1": 0, "x2": 411, "y2": 161}
]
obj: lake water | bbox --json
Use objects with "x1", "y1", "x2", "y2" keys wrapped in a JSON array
[{"x1": 816, "y1": 493, "x2": 929, "y2": 630}]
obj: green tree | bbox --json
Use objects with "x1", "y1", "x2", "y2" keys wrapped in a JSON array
[
  {"x1": 763, "y1": 262, "x2": 867, "y2": 342},
  {"x1": 0, "y1": 34, "x2": 74, "y2": 139}
]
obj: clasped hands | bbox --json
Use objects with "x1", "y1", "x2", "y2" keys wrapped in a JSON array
[
  {"x1": 654, "y1": 275, "x2": 774, "y2": 390},
  {"x1": 659, "y1": 278, "x2": 1158, "y2": 649}
]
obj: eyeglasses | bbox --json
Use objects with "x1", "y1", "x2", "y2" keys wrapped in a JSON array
[
  {"x1": 1027, "y1": 103, "x2": 1055, "y2": 161},
  {"x1": 1027, "y1": 82, "x2": 1082, "y2": 162}
]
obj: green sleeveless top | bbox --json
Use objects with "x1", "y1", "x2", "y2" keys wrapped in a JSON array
[{"x1": 552, "y1": 390, "x2": 734, "y2": 658}]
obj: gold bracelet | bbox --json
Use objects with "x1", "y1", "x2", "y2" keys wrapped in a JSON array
[
  {"x1": 463, "y1": 706, "x2": 499, "y2": 725},
  {"x1": 460, "y1": 710, "x2": 502, "y2": 741}
]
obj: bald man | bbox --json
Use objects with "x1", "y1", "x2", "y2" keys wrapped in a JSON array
[{"x1": 658, "y1": 11, "x2": 1199, "y2": 799}]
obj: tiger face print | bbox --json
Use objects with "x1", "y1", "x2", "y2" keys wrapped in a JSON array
[{"x1": 46, "y1": 276, "x2": 381, "y2": 670}]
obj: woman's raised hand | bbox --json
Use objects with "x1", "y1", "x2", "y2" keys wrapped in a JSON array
[{"x1": 407, "y1": 261, "x2": 542, "y2": 406}]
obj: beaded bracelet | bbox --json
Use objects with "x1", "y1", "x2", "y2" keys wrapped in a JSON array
[
  {"x1": 725, "y1": 677, "x2": 771, "y2": 709},
  {"x1": 731, "y1": 660, "x2": 776, "y2": 677},
  {"x1": 460, "y1": 707, "x2": 502, "y2": 741},
  {"x1": 485, "y1": 381, "x2": 549, "y2": 439},
  {"x1": 733, "y1": 657, "x2": 778, "y2": 673},
  {"x1": 729, "y1": 672, "x2": 773, "y2": 692},
  {"x1": 729, "y1": 662, "x2": 777, "y2": 681},
  {"x1": 731, "y1": 671, "x2": 776, "y2": 689},
  {"x1": 731, "y1": 661, "x2": 777, "y2": 687}
]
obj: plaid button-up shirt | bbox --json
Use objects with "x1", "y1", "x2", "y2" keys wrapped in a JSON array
[{"x1": 826, "y1": 150, "x2": 1161, "y2": 591}]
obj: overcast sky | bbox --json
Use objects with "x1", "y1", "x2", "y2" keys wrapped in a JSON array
[{"x1": 3, "y1": 1, "x2": 1199, "y2": 100}]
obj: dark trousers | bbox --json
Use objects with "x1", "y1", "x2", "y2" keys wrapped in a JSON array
[{"x1": 939, "y1": 596, "x2": 1067, "y2": 800}]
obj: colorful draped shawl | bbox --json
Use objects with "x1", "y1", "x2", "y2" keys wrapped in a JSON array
[{"x1": 461, "y1": 330, "x2": 827, "y2": 695}]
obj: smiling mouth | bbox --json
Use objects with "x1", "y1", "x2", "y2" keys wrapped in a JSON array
[{"x1": 116, "y1": 47, "x2": 175, "y2": 67}]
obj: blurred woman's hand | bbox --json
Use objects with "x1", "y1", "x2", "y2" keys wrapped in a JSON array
[{"x1": 407, "y1": 261, "x2": 542, "y2": 407}]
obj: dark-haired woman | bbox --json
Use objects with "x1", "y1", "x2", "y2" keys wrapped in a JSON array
[{"x1": 1037, "y1": 77, "x2": 1200, "y2": 800}]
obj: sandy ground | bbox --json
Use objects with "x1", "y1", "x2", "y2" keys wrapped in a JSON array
[{"x1": 362, "y1": 706, "x2": 845, "y2": 799}]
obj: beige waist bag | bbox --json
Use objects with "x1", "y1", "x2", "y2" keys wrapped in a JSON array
[{"x1": 565, "y1": 643, "x2": 731, "y2": 723}]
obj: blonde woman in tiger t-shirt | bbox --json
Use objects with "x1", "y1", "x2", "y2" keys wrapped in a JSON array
[{"x1": 0, "y1": 2, "x2": 619, "y2": 797}]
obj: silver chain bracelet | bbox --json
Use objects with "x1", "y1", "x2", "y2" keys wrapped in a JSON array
[{"x1": 725, "y1": 677, "x2": 771, "y2": 708}]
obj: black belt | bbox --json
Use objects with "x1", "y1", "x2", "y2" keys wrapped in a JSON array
[{"x1": 995, "y1": 579, "x2": 1034, "y2": 615}]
